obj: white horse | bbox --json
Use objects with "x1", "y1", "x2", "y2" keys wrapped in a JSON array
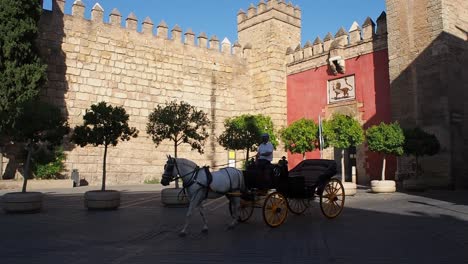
[{"x1": 161, "y1": 155, "x2": 245, "y2": 237}]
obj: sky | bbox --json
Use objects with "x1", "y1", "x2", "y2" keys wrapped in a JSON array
[{"x1": 43, "y1": 0, "x2": 386, "y2": 46}]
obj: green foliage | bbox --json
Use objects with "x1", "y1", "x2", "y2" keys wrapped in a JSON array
[
  {"x1": 218, "y1": 114, "x2": 277, "y2": 161},
  {"x1": 72, "y1": 102, "x2": 138, "y2": 191},
  {"x1": 322, "y1": 114, "x2": 364, "y2": 149},
  {"x1": 33, "y1": 147, "x2": 66, "y2": 179},
  {"x1": 10, "y1": 101, "x2": 69, "y2": 191},
  {"x1": 12, "y1": 101, "x2": 69, "y2": 146},
  {"x1": 0, "y1": 0, "x2": 47, "y2": 132},
  {"x1": 366, "y1": 122, "x2": 405, "y2": 156},
  {"x1": 403, "y1": 127, "x2": 440, "y2": 158},
  {"x1": 72, "y1": 102, "x2": 138, "y2": 148},
  {"x1": 281, "y1": 118, "x2": 318, "y2": 157},
  {"x1": 146, "y1": 100, "x2": 210, "y2": 155}
]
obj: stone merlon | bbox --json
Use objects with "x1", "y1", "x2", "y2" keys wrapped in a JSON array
[{"x1": 237, "y1": 0, "x2": 301, "y2": 32}]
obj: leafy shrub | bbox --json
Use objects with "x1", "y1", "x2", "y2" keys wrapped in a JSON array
[{"x1": 33, "y1": 147, "x2": 66, "y2": 179}]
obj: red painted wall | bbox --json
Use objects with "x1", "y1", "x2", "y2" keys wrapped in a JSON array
[{"x1": 286, "y1": 49, "x2": 396, "y2": 182}]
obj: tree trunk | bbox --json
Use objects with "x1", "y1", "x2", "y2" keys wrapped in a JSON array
[
  {"x1": 246, "y1": 149, "x2": 249, "y2": 162},
  {"x1": 22, "y1": 145, "x2": 33, "y2": 193},
  {"x1": 341, "y1": 149, "x2": 345, "y2": 182},
  {"x1": 174, "y1": 140, "x2": 179, "y2": 188},
  {"x1": 381, "y1": 155, "x2": 386, "y2": 181},
  {"x1": 102, "y1": 144, "x2": 108, "y2": 191},
  {"x1": 302, "y1": 153, "x2": 306, "y2": 160}
]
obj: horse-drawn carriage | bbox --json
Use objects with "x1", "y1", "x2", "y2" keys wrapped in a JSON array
[
  {"x1": 231, "y1": 158, "x2": 345, "y2": 227},
  {"x1": 161, "y1": 155, "x2": 345, "y2": 236}
]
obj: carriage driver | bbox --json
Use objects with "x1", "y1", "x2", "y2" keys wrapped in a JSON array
[{"x1": 256, "y1": 133, "x2": 274, "y2": 190}]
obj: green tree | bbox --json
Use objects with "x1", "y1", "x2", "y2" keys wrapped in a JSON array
[
  {"x1": 280, "y1": 118, "x2": 318, "y2": 160},
  {"x1": 323, "y1": 114, "x2": 364, "y2": 181},
  {"x1": 403, "y1": 127, "x2": 440, "y2": 179},
  {"x1": 218, "y1": 114, "x2": 278, "y2": 162},
  {"x1": 0, "y1": 0, "x2": 47, "y2": 132},
  {"x1": 146, "y1": 101, "x2": 210, "y2": 188},
  {"x1": 72, "y1": 102, "x2": 138, "y2": 191},
  {"x1": 10, "y1": 101, "x2": 69, "y2": 192},
  {"x1": 366, "y1": 122, "x2": 405, "y2": 181}
]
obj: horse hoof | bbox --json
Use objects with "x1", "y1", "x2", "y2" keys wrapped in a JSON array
[{"x1": 179, "y1": 232, "x2": 187, "y2": 237}]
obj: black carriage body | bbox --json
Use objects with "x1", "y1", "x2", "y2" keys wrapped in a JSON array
[
  {"x1": 242, "y1": 159, "x2": 337, "y2": 199},
  {"x1": 235, "y1": 159, "x2": 344, "y2": 226},
  {"x1": 280, "y1": 159, "x2": 337, "y2": 198}
]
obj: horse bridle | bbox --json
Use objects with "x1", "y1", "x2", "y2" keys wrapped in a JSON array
[{"x1": 162, "y1": 157, "x2": 200, "y2": 184}]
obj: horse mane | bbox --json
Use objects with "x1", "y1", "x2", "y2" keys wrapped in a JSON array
[{"x1": 175, "y1": 158, "x2": 198, "y2": 169}]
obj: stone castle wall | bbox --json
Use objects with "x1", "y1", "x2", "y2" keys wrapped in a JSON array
[
  {"x1": 35, "y1": 1, "x2": 254, "y2": 185},
  {"x1": 237, "y1": 1, "x2": 302, "y2": 129},
  {"x1": 386, "y1": 0, "x2": 468, "y2": 188},
  {"x1": 287, "y1": 14, "x2": 387, "y2": 74}
]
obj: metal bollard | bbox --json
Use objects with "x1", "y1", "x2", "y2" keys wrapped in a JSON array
[{"x1": 71, "y1": 169, "x2": 80, "y2": 187}]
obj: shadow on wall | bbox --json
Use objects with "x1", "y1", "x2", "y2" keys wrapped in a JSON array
[
  {"x1": 2, "y1": 1, "x2": 74, "y2": 180},
  {"x1": 363, "y1": 45, "x2": 395, "y2": 183},
  {"x1": 390, "y1": 32, "x2": 468, "y2": 189}
]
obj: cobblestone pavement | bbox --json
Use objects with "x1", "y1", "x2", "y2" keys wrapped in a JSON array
[{"x1": 1, "y1": 185, "x2": 468, "y2": 264}]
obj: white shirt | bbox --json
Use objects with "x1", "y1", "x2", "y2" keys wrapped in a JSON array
[{"x1": 258, "y1": 142, "x2": 274, "y2": 162}]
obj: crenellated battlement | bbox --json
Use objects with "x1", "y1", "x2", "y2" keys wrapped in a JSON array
[
  {"x1": 53, "y1": 0, "x2": 253, "y2": 57},
  {"x1": 237, "y1": 0, "x2": 301, "y2": 33},
  {"x1": 35, "y1": 0, "x2": 393, "y2": 185},
  {"x1": 287, "y1": 12, "x2": 387, "y2": 71}
]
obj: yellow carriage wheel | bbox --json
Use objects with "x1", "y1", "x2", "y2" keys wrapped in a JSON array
[
  {"x1": 262, "y1": 192, "x2": 288, "y2": 228},
  {"x1": 229, "y1": 199, "x2": 254, "y2": 223},
  {"x1": 287, "y1": 198, "x2": 309, "y2": 215},
  {"x1": 319, "y1": 178, "x2": 345, "y2": 219}
]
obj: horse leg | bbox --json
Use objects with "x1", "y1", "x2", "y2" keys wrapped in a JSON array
[
  {"x1": 179, "y1": 200, "x2": 195, "y2": 237},
  {"x1": 228, "y1": 196, "x2": 240, "y2": 229},
  {"x1": 180, "y1": 190, "x2": 205, "y2": 237},
  {"x1": 199, "y1": 203, "x2": 208, "y2": 233}
]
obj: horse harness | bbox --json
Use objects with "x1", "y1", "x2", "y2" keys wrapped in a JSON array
[{"x1": 169, "y1": 158, "x2": 241, "y2": 199}]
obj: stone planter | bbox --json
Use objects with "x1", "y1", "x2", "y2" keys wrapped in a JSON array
[
  {"x1": 2, "y1": 192, "x2": 43, "y2": 213},
  {"x1": 371, "y1": 180, "x2": 396, "y2": 193},
  {"x1": 161, "y1": 188, "x2": 189, "y2": 207},
  {"x1": 0, "y1": 179, "x2": 74, "y2": 191},
  {"x1": 403, "y1": 178, "x2": 427, "y2": 192},
  {"x1": 84, "y1": 190, "x2": 120, "y2": 210},
  {"x1": 342, "y1": 182, "x2": 357, "y2": 196}
]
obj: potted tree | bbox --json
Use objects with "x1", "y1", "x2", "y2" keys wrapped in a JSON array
[
  {"x1": 280, "y1": 118, "x2": 318, "y2": 160},
  {"x1": 322, "y1": 114, "x2": 364, "y2": 195},
  {"x1": 402, "y1": 127, "x2": 440, "y2": 191},
  {"x1": 218, "y1": 114, "x2": 278, "y2": 166},
  {"x1": 71, "y1": 102, "x2": 138, "y2": 210},
  {"x1": 366, "y1": 122, "x2": 405, "y2": 193},
  {"x1": 2, "y1": 101, "x2": 69, "y2": 213},
  {"x1": 146, "y1": 100, "x2": 209, "y2": 206}
]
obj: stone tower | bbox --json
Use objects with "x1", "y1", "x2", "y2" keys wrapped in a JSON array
[
  {"x1": 237, "y1": 0, "x2": 301, "y2": 129},
  {"x1": 386, "y1": 0, "x2": 468, "y2": 188}
]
